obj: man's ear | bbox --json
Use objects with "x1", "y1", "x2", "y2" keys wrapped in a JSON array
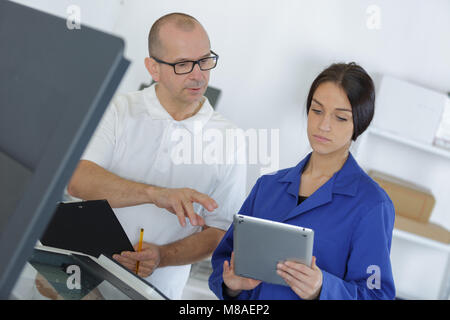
[{"x1": 145, "y1": 57, "x2": 160, "y2": 82}]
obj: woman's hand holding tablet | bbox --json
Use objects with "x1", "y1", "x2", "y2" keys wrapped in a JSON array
[{"x1": 222, "y1": 252, "x2": 261, "y2": 298}]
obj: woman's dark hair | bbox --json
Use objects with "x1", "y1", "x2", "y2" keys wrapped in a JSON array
[{"x1": 306, "y1": 62, "x2": 375, "y2": 141}]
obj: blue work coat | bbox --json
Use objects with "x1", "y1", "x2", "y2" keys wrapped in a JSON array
[{"x1": 209, "y1": 152, "x2": 396, "y2": 300}]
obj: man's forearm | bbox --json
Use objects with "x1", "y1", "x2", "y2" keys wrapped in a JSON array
[
  {"x1": 158, "y1": 226, "x2": 226, "y2": 267},
  {"x1": 68, "y1": 160, "x2": 218, "y2": 228},
  {"x1": 67, "y1": 160, "x2": 157, "y2": 208}
]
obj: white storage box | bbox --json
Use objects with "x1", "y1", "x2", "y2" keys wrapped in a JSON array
[
  {"x1": 373, "y1": 76, "x2": 447, "y2": 145},
  {"x1": 434, "y1": 97, "x2": 450, "y2": 149}
]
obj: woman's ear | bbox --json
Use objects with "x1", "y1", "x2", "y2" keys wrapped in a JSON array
[{"x1": 144, "y1": 57, "x2": 160, "y2": 82}]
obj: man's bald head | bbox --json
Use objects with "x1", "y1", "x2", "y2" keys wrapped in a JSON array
[{"x1": 148, "y1": 13, "x2": 209, "y2": 58}]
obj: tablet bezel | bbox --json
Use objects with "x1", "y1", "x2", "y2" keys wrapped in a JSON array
[{"x1": 233, "y1": 214, "x2": 314, "y2": 286}]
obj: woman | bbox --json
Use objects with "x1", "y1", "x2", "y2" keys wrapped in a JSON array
[{"x1": 208, "y1": 62, "x2": 396, "y2": 300}]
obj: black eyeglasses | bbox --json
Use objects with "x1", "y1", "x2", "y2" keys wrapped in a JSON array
[{"x1": 150, "y1": 50, "x2": 219, "y2": 75}]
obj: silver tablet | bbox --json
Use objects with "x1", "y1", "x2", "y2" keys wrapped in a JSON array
[{"x1": 233, "y1": 214, "x2": 314, "y2": 286}]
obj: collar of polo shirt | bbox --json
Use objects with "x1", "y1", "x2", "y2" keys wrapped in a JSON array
[{"x1": 143, "y1": 83, "x2": 214, "y2": 135}]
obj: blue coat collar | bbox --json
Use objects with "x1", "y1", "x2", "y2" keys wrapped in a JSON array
[{"x1": 276, "y1": 152, "x2": 363, "y2": 221}]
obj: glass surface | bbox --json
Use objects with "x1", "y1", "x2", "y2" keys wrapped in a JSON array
[
  {"x1": 11, "y1": 249, "x2": 130, "y2": 300},
  {"x1": 151, "y1": 50, "x2": 218, "y2": 75},
  {"x1": 174, "y1": 56, "x2": 217, "y2": 74}
]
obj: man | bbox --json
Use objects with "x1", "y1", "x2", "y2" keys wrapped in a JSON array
[{"x1": 67, "y1": 13, "x2": 246, "y2": 299}]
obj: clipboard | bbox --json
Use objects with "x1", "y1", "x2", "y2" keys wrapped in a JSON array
[{"x1": 40, "y1": 200, "x2": 135, "y2": 258}]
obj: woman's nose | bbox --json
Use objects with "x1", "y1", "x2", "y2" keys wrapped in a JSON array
[{"x1": 319, "y1": 115, "x2": 331, "y2": 132}]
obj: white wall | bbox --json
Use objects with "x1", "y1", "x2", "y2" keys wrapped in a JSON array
[
  {"x1": 11, "y1": 0, "x2": 450, "y2": 299},
  {"x1": 14, "y1": 0, "x2": 450, "y2": 198},
  {"x1": 110, "y1": 0, "x2": 450, "y2": 193},
  {"x1": 109, "y1": 0, "x2": 450, "y2": 299}
]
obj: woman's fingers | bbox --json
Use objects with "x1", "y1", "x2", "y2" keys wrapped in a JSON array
[{"x1": 223, "y1": 259, "x2": 230, "y2": 273}]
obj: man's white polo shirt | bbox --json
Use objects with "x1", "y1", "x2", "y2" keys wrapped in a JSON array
[{"x1": 80, "y1": 84, "x2": 246, "y2": 299}]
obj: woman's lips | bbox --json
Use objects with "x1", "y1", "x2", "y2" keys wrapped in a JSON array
[{"x1": 313, "y1": 135, "x2": 331, "y2": 143}]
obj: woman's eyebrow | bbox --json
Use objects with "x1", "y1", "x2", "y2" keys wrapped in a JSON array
[
  {"x1": 312, "y1": 98, "x2": 352, "y2": 112},
  {"x1": 312, "y1": 98, "x2": 323, "y2": 106},
  {"x1": 335, "y1": 108, "x2": 352, "y2": 112}
]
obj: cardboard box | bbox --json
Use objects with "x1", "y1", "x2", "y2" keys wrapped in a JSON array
[
  {"x1": 394, "y1": 215, "x2": 450, "y2": 244},
  {"x1": 369, "y1": 171, "x2": 435, "y2": 223}
]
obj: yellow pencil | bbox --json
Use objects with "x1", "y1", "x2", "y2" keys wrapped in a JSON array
[{"x1": 135, "y1": 228, "x2": 144, "y2": 275}]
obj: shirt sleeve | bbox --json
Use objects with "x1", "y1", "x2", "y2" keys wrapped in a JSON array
[
  {"x1": 203, "y1": 143, "x2": 247, "y2": 231},
  {"x1": 80, "y1": 99, "x2": 119, "y2": 169},
  {"x1": 319, "y1": 200, "x2": 396, "y2": 300},
  {"x1": 208, "y1": 177, "x2": 262, "y2": 300}
]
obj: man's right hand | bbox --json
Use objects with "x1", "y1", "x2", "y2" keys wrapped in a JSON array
[{"x1": 148, "y1": 186, "x2": 218, "y2": 227}]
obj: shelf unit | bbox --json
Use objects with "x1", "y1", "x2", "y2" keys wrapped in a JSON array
[
  {"x1": 356, "y1": 127, "x2": 450, "y2": 249},
  {"x1": 354, "y1": 126, "x2": 450, "y2": 300},
  {"x1": 392, "y1": 229, "x2": 449, "y2": 252},
  {"x1": 370, "y1": 127, "x2": 450, "y2": 160}
]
